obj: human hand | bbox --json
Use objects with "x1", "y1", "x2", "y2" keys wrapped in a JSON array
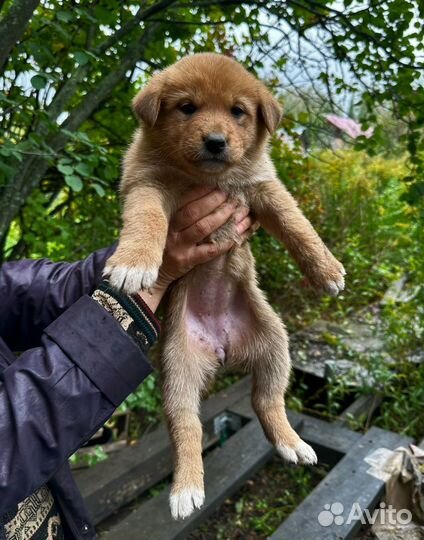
[
  {"x1": 157, "y1": 185, "x2": 256, "y2": 289},
  {"x1": 136, "y1": 185, "x2": 256, "y2": 312}
]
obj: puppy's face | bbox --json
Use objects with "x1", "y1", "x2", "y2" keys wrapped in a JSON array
[{"x1": 133, "y1": 54, "x2": 282, "y2": 176}]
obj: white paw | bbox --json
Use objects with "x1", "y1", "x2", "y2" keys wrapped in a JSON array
[
  {"x1": 277, "y1": 440, "x2": 317, "y2": 465},
  {"x1": 103, "y1": 265, "x2": 159, "y2": 294},
  {"x1": 276, "y1": 445, "x2": 299, "y2": 464},
  {"x1": 324, "y1": 275, "x2": 345, "y2": 297},
  {"x1": 169, "y1": 487, "x2": 205, "y2": 520},
  {"x1": 295, "y1": 440, "x2": 318, "y2": 464}
]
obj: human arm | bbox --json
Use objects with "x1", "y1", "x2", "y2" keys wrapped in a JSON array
[
  {"x1": 0, "y1": 294, "x2": 153, "y2": 515},
  {"x1": 0, "y1": 186, "x2": 253, "y2": 513},
  {"x1": 0, "y1": 244, "x2": 117, "y2": 351}
]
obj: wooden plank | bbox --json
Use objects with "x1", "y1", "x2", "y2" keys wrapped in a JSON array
[
  {"x1": 75, "y1": 376, "x2": 252, "y2": 524},
  {"x1": 292, "y1": 410, "x2": 362, "y2": 466},
  {"x1": 229, "y1": 394, "x2": 362, "y2": 466},
  {"x1": 100, "y1": 415, "x2": 303, "y2": 540},
  {"x1": 336, "y1": 393, "x2": 382, "y2": 428},
  {"x1": 270, "y1": 427, "x2": 413, "y2": 540}
]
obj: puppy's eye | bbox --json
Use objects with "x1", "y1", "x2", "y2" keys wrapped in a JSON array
[
  {"x1": 179, "y1": 102, "x2": 197, "y2": 115},
  {"x1": 231, "y1": 105, "x2": 245, "y2": 118}
]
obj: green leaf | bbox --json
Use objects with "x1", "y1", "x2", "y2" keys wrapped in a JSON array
[
  {"x1": 0, "y1": 145, "x2": 12, "y2": 157},
  {"x1": 75, "y1": 162, "x2": 91, "y2": 176},
  {"x1": 103, "y1": 165, "x2": 116, "y2": 181},
  {"x1": 0, "y1": 161, "x2": 15, "y2": 178},
  {"x1": 56, "y1": 10, "x2": 74, "y2": 22},
  {"x1": 92, "y1": 183, "x2": 105, "y2": 197},
  {"x1": 65, "y1": 175, "x2": 83, "y2": 192},
  {"x1": 30, "y1": 74, "x2": 48, "y2": 90},
  {"x1": 58, "y1": 163, "x2": 74, "y2": 175},
  {"x1": 74, "y1": 51, "x2": 90, "y2": 66},
  {"x1": 297, "y1": 112, "x2": 309, "y2": 124}
]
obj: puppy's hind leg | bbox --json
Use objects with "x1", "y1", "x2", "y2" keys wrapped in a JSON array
[
  {"x1": 161, "y1": 340, "x2": 214, "y2": 520},
  {"x1": 249, "y1": 303, "x2": 317, "y2": 465}
]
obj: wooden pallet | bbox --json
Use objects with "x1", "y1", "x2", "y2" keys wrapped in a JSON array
[
  {"x1": 270, "y1": 427, "x2": 411, "y2": 540},
  {"x1": 74, "y1": 376, "x2": 253, "y2": 525},
  {"x1": 73, "y1": 375, "x2": 413, "y2": 540}
]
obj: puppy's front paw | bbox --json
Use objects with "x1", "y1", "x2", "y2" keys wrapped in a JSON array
[
  {"x1": 306, "y1": 251, "x2": 346, "y2": 297},
  {"x1": 103, "y1": 246, "x2": 163, "y2": 294},
  {"x1": 169, "y1": 486, "x2": 205, "y2": 520},
  {"x1": 104, "y1": 264, "x2": 159, "y2": 294},
  {"x1": 277, "y1": 440, "x2": 317, "y2": 465},
  {"x1": 321, "y1": 265, "x2": 346, "y2": 297}
]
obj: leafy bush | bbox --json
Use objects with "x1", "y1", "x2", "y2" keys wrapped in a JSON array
[
  {"x1": 117, "y1": 373, "x2": 162, "y2": 423},
  {"x1": 253, "y1": 144, "x2": 418, "y2": 324}
]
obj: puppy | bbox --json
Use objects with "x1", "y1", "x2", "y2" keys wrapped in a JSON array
[{"x1": 104, "y1": 53, "x2": 345, "y2": 520}]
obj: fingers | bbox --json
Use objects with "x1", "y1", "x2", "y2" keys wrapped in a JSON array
[
  {"x1": 233, "y1": 206, "x2": 260, "y2": 237},
  {"x1": 233, "y1": 206, "x2": 250, "y2": 234},
  {"x1": 251, "y1": 220, "x2": 260, "y2": 232},
  {"x1": 189, "y1": 240, "x2": 234, "y2": 267},
  {"x1": 177, "y1": 185, "x2": 215, "y2": 208},
  {"x1": 236, "y1": 215, "x2": 251, "y2": 234},
  {"x1": 180, "y1": 200, "x2": 237, "y2": 244},
  {"x1": 173, "y1": 188, "x2": 228, "y2": 231},
  {"x1": 187, "y1": 208, "x2": 255, "y2": 266}
]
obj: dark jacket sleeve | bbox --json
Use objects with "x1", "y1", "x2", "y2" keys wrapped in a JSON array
[
  {"x1": 0, "y1": 245, "x2": 116, "y2": 351},
  {"x1": 0, "y1": 295, "x2": 152, "y2": 515}
]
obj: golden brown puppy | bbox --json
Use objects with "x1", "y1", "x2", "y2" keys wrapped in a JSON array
[{"x1": 104, "y1": 53, "x2": 345, "y2": 520}]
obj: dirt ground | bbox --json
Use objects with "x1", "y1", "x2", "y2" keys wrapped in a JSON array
[{"x1": 188, "y1": 455, "x2": 328, "y2": 540}]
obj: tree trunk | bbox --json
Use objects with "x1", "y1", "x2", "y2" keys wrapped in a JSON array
[
  {"x1": 0, "y1": 24, "x2": 159, "y2": 260},
  {"x1": 0, "y1": 0, "x2": 40, "y2": 74}
]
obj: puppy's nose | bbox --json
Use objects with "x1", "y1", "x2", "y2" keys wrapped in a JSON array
[{"x1": 204, "y1": 133, "x2": 227, "y2": 154}]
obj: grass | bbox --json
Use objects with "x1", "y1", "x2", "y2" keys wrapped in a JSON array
[{"x1": 188, "y1": 456, "x2": 328, "y2": 540}]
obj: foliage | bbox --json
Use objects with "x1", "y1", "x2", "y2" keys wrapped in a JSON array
[
  {"x1": 375, "y1": 360, "x2": 424, "y2": 437},
  {"x1": 252, "y1": 143, "x2": 423, "y2": 440},
  {"x1": 1, "y1": 0, "x2": 424, "y2": 461},
  {"x1": 117, "y1": 372, "x2": 162, "y2": 423},
  {"x1": 252, "y1": 144, "x2": 418, "y2": 327},
  {"x1": 316, "y1": 342, "x2": 424, "y2": 439},
  {"x1": 6, "y1": 188, "x2": 120, "y2": 261},
  {"x1": 1, "y1": 0, "x2": 423, "y2": 261},
  {"x1": 69, "y1": 444, "x2": 108, "y2": 468}
]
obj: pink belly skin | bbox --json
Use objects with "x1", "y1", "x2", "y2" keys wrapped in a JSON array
[{"x1": 185, "y1": 275, "x2": 252, "y2": 364}]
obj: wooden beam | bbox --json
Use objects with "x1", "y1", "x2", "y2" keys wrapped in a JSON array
[
  {"x1": 100, "y1": 415, "x2": 303, "y2": 540},
  {"x1": 270, "y1": 427, "x2": 413, "y2": 540},
  {"x1": 336, "y1": 393, "x2": 382, "y2": 428},
  {"x1": 228, "y1": 394, "x2": 362, "y2": 466},
  {"x1": 75, "y1": 376, "x2": 252, "y2": 524}
]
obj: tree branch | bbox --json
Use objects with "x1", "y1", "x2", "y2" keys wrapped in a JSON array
[
  {"x1": 62, "y1": 26, "x2": 158, "y2": 134},
  {"x1": 0, "y1": 0, "x2": 40, "y2": 74},
  {"x1": 0, "y1": 23, "x2": 160, "y2": 249},
  {"x1": 94, "y1": 0, "x2": 177, "y2": 56},
  {"x1": 46, "y1": 0, "x2": 176, "y2": 124}
]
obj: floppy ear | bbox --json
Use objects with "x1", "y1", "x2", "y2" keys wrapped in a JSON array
[
  {"x1": 259, "y1": 88, "x2": 283, "y2": 134},
  {"x1": 132, "y1": 74, "x2": 164, "y2": 127}
]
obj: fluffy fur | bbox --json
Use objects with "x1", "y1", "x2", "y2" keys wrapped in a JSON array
[{"x1": 105, "y1": 53, "x2": 345, "y2": 520}]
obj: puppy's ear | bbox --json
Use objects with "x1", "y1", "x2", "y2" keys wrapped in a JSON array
[
  {"x1": 259, "y1": 88, "x2": 282, "y2": 134},
  {"x1": 132, "y1": 74, "x2": 164, "y2": 127}
]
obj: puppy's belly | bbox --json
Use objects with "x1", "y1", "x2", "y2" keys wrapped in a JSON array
[{"x1": 185, "y1": 275, "x2": 251, "y2": 363}]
